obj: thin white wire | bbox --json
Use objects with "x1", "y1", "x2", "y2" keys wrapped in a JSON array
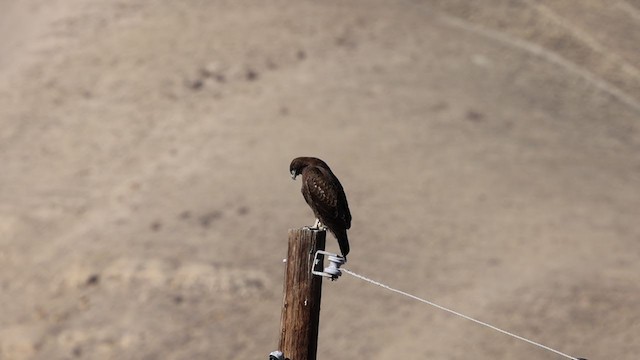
[{"x1": 342, "y1": 268, "x2": 581, "y2": 360}]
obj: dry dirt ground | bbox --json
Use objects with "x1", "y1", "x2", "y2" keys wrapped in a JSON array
[{"x1": 1, "y1": 1, "x2": 639, "y2": 359}]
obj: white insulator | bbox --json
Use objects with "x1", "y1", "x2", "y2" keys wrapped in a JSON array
[
  {"x1": 312, "y1": 251, "x2": 346, "y2": 280},
  {"x1": 269, "y1": 350, "x2": 284, "y2": 360}
]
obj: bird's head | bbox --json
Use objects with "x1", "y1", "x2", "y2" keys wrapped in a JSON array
[
  {"x1": 289, "y1": 158, "x2": 306, "y2": 180},
  {"x1": 289, "y1": 157, "x2": 329, "y2": 180}
]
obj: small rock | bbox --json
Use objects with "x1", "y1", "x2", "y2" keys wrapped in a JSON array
[
  {"x1": 150, "y1": 221, "x2": 162, "y2": 232},
  {"x1": 199, "y1": 211, "x2": 223, "y2": 228},
  {"x1": 246, "y1": 69, "x2": 258, "y2": 81},
  {"x1": 466, "y1": 110, "x2": 484, "y2": 122},
  {"x1": 187, "y1": 79, "x2": 204, "y2": 91},
  {"x1": 86, "y1": 274, "x2": 100, "y2": 286}
]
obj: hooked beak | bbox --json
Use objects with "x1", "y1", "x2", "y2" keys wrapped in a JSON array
[{"x1": 290, "y1": 170, "x2": 297, "y2": 180}]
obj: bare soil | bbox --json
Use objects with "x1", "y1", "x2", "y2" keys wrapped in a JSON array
[{"x1": 1, "y1": 1, "x2": 639, "y2": 359}]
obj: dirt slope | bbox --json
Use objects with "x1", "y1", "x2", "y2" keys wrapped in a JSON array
[{"x1": 1, "y1": 1, "x2": 639, "y2": 359}]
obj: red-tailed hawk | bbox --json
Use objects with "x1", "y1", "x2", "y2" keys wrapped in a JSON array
[{"x1": 290, "y1": 157, "x2": 352, "y2": 258}]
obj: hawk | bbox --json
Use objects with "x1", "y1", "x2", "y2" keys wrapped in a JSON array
[{"x1": 290, "y1": 157, "x2": 352, "y2": 258}]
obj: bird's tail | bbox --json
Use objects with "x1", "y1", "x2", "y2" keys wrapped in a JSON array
[{"x1": 335, "y1": 228, "x2": 350, "y2": 258}]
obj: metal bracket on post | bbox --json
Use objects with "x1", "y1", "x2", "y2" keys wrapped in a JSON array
[{"x1": 312, "y1": 250, "x2": 346, "y2": 281}]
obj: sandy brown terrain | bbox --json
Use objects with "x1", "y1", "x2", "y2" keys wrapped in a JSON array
[{"x1": 1, "y1": 0, "x2": 639, "y2": 359}]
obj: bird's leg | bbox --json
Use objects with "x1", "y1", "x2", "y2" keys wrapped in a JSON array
[
  {"x1": 305, "y1": 218, "x2": 322, "y2": 230},
  {"x1": 313, "y1": 219, "x2": 328, "y2": 230}
]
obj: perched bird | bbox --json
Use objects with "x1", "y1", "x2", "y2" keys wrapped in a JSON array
[{"x1": 290, "y1": 157, "x2": 352, "y2": 258}]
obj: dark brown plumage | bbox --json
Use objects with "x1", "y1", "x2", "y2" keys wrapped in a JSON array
[{"x1": 290, "y1": 157, "x2": 352, "y2": 258}]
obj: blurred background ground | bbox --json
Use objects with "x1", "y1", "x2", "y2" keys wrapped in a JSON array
[{"x1": 0, "y1": 0, "x2": 639, "y2": 359}]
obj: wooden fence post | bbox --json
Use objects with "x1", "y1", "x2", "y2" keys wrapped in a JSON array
[{"x1": 277, "y1": 228, "x2": 326, "y2": 360}]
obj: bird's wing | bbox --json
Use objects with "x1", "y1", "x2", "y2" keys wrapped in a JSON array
[
  {"x1": 332, "y1": 175, "x2": 351, "y2": 229},
  {"x1": 302, "y1": 166, "x2": 349, "y2": 228},
  {"x1": 339, "y1": 195, "x2": 351, "y2": 229}
]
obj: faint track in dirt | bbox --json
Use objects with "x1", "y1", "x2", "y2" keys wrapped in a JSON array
[
  {"x1": 617, "y1": 1, "x2": 640, "y2": 22},
  {"x1": 438, "y1": 14, "x2": 640, "y2": 114},
  {"x1": 523, "y1": 0, "x2": 640, "y2": 84}
]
